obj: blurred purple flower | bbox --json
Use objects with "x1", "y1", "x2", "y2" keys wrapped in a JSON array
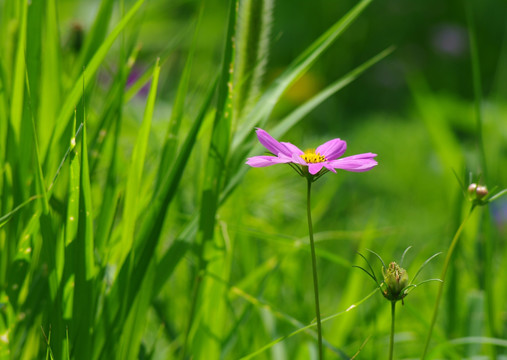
[
  {"x1": 431, "y1": 24, "x2": 467, "y2": 57},
  {"x1": 127, "y1": 67, "x2": 151, "y2": 98},
  {"x1": 246, "y1": 128, "x2": 378, "y2": 175},
  {"x1": 492, "y1": 200, "x2": 507, "y2": 234}
]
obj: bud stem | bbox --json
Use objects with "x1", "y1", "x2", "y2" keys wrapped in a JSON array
[
  {"x1": 306, "y1": 178, "x2": 323, "y2": 359},
  {"x1": 421, "y1": 205, "x2": 476, "y2": 359},
  {"x1": 389, "y1": 301, "x2": 396, "y2": 360}
]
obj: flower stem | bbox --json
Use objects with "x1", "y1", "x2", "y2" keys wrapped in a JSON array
[
  {"x1": 389, "y1": 301, "x2": 396, "y2": 360},
  {"x1": 306, "y1": 178, "x2": 323, "y2": 359},
  {"x1": 421, "y1": 205, "x2": 476, "y2": 359}
]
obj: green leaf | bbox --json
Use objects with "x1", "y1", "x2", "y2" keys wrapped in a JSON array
[
  {"x1": 119, "y1": 57, "x2": 160, "y2": 267},
  {"x1": 72, "y1": 122, "x2": 96, "y2": 360}
]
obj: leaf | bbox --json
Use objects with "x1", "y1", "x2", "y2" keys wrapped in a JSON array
[
  {"x1": 72, "y1": 121, "x2": 96, "y2": 360},
  {"x1": 119, "y1": 58, "x2": 160, "y2": 267}
]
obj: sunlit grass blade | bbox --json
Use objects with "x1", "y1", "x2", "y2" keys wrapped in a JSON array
[
  {"x1": 72, "y1": 121, "x2": 96, "y2": 360},
  {"x1": 115, "y1": 58, "x2": 161, "y2": 356},
  {"x1": 119, "y1": 57, "x2": 160, "y2": 267},
  {"x1": 65, "y1": 111, "x2": 80, "y2": 255},
  {"x1": 38, "y1": 0, "x2": 61, "y2": 159}
]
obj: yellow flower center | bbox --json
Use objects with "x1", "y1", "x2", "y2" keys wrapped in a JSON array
[{"x1": 300, "y1": 149, "x2": 326, "y2": 163}]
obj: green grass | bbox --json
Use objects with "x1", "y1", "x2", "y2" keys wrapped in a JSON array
[{"x1": 0, "y1": 0, "x2": 506, "y2": 359}]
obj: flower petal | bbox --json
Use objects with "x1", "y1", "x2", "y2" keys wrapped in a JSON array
[
  {"x1": 323, "y1": 162, "x2": 337, "y2": 173},
  {"x1": 328, "y1": 153, "x2": 378, "y2": 172},
  {"x1": 336, "y1": 152, "x2": 377, "y2": 160},
  {"x1": 308, "y1": 163, "x2": 324, "y2": 175},
  {"x1": 281, "y1": 142, "x2": 304, "y2": 155},
  {"x1": 246, "y1": 156, "x2": 277, "y2": 167},
  {"x1": 291, "y1": 153, "x2": 307, "y2": 165},
  {"x1": 256, "y1": 128, "x2": 291, "y2": 157},
  {"x1": 316, "y1": 138, "x2": 347, "y2": 160},
  {"x1": 246, "y1": 155, "x2": 292, "y2": 167}
]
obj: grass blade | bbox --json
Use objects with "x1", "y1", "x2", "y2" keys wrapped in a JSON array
[
  {"x1": 72, "y1": 121, "x2": 96, "y2": 360},
  {"x1": 119, "y1": 57, "x2": 160, "y2": 266}
]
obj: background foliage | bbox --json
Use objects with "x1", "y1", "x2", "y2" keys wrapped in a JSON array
[{"x1": 0, "y1": 0, "x2": 506, "y2": 359}]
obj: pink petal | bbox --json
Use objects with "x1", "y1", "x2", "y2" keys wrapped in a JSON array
[
  {"x1": 316, "y1": 138, "x2": 347, "y2": 160},
  {"x1": 308, "y1": 163, "x2": 325, "y2": 175},
  {"x1": 281, "y1": 142, "x2": 304, "y2": 155},
  {"x1": 256, "y1": 128, "x2": 291, "y2": 157},
  {"x1": 323, "y1": 162, "x2": 337, "y2": 173},
  {"x1": 246, "y1": 156, "x2": 277, "y2": 167},
  {"x1": 246, "y1": 155, "x2": 293, "y2": 167},
  {"x1": 337, "y1": 152, "x2": 377, "y2": 160},
  {"x1": 328, "y1": 154, "x2": 378, "y2": 172},
  {"x1": 291, "y1": 153, "x2": 307, "y2": 165}
]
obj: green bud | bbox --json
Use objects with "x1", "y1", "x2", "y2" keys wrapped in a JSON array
[{"x1": 382, "y1": 262, "x2": 409, "y2": 301}]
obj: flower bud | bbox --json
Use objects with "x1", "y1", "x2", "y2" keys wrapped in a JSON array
[
  {"x1": 382, "y1": 262, "x2": 409, "y2": 301},
  {"x1": 476, "y1": 185, "x2": 488, "y2": 199},
  {"x1": 467, "y1": 183, "x2": 478, "y2": 196}
]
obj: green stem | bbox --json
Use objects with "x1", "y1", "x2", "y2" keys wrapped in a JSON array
[
  {"x1": 306, "y1": 178, "x2": 323, "y2": 359},
  {"x1": 389, "y1": 301, "x2": 396, "y2": 360},
  {"x1": 421, "y1": 205, "x2": 476, "y2": 359}
]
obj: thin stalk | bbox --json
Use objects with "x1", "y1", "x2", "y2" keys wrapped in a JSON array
[
  {"x1": 306, "y1": 178, "x2": 323, "y2": 359},
  {"x1": 466, "y1": 0, "x2": 487, "y2": 180},
  {"x1": 421, "y1": 205, "x2": 476, "y2": 359},
  {"x1": 389, "y1": 301, "x2": 396, "y2": 360}
]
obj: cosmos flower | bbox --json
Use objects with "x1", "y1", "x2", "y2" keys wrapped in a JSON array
[{"x1": 246, "y1": 128, "x2": 378, "y2": 176}]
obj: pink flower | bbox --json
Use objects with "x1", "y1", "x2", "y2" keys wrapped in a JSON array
[{"x1": 246, "y1": 128, "x2": 378, "y2": 175}]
